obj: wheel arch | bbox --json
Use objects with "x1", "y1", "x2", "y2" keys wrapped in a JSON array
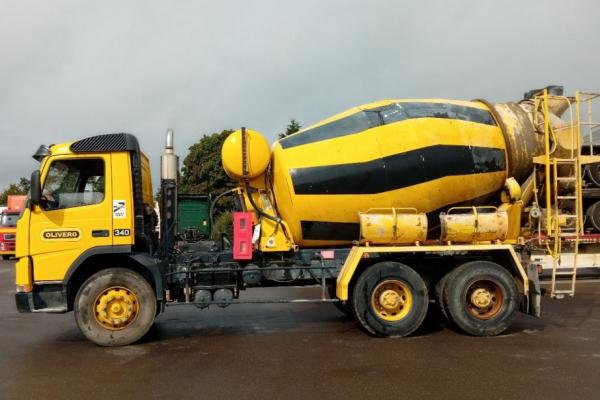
[
  {"x1": 336, "y1": 248, "x2": 377, "y2": 301},
  {"x1": 64, "y1": 246, "x2": 163, "y2": 311}
]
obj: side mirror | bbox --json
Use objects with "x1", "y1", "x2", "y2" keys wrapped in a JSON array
[{"x1": 30, "y1": 170, "x2": 41, "y2": 207}]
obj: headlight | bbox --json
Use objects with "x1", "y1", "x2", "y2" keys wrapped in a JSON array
[{"x1": 16, "y1": 284, "x2": 32, "y2": 293}]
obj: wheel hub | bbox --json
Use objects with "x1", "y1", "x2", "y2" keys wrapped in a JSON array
[
  {"x1": 94, "y1": 287, "x2": 139, "y2": 330},
  {"x1": 471, "y1": 288, "x2": 492, "y2": 308},
  {"x1": 379, "y1": 290, "x2": 402, "y2": 310},
  {"x1": 465, "y1": 280, "x2": 504, "y2": 320},
  {"x1": 371, "y1": 280, "x2": 412, "y2": 321}
]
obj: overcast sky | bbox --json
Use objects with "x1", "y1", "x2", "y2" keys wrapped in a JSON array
[{"x1": 1, "y1": 0, "x2": 599, "y2": 190}]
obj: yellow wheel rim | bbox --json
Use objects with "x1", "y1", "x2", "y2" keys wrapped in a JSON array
[
  {"x1": 371, "y1": 280, "x2": 413, "y2": 321},
  {"x1": 94, "y1": 286, "x2": 139, "y2": 331}
]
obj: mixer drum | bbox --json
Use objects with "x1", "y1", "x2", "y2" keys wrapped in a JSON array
[{"x1": 270, "y1": 99, "x2": 512, "y2": 247}]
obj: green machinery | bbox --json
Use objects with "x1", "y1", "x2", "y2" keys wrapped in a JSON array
[{"x1": 177, "y1": 194, "x2": 211, "y2": 242}]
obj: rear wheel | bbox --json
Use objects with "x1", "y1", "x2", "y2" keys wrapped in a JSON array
[
  {"x1": 74, "y1": 268, "x2": 156, "y2": 346},
  {"x1": 352, "y1": 261, "x2": 428, "y2": 337},
  {"x1": 2, "y1": 255, "x2": 10, "y2": 260},
  {"x1": 443, "y1": 261, "x2": 518, "y2": 336}
]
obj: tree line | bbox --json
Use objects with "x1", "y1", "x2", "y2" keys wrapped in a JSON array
[{"x1": 0, "y1": 177, "x2": 30, "y2": 205}]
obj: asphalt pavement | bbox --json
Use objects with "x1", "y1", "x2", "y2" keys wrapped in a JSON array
[{"x1": 1, "y1": 259, "x2": 599, "y2": 400}]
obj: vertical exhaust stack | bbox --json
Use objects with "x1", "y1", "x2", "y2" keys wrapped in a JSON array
[
  {"x1": 161, "y1": 128, "x2": 179, "y2": 181},
  {"x1": 160, "y1": 128, "x2": 179, "y2": 259}
]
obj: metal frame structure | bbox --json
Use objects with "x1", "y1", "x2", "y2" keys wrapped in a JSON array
[{"x1": 533, "y1": 90, "x2": 600, "y2": 298}]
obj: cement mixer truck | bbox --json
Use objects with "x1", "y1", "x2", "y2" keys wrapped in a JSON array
[{"x1": 13, "y1": 86, "x2": 600, "y2": 346}]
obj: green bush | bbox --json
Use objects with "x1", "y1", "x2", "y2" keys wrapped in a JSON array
[{"x1": 211, "y1": 211, "x2": 233, "y2": 241}]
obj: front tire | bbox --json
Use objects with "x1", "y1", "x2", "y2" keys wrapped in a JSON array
[
  {"x1": 443, "y1": 261, "x2": 518, "y2": 336},
  {"x1": 352, "y1": 261, "x2": 429, "y2": 337},
  {"x1": 74, "y1": 268, "x2": 156, "y2": 346}
]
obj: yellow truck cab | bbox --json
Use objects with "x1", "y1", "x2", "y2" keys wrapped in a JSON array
[{"x1": 15, "y1": 134, "x2": 161, "y2": 325}]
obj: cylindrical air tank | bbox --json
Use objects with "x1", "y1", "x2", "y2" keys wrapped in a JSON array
[{"x1": 222, "y1": 96, "x2": 565, "y2": 247}]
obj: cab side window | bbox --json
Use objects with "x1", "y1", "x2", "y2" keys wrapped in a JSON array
[{"x1": 42, "y1": 159, "x2": 105, "y2": 210}]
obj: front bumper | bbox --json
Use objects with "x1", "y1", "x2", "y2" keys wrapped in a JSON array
[{"x1": 15, "y1": 286, "x2": 68, "y2": 313}]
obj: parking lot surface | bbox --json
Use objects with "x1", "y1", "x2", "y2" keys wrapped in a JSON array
[{"x1": 1, "y1": 259, "x2": 599, "y2": 399}]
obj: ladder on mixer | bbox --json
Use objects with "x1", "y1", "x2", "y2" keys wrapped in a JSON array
[
  {"x1": 532, "y1": 89, "x2": 592, "y2": 298},
  {"x1": 550, "y1": 156, "x2": 581, "y2": 298}
]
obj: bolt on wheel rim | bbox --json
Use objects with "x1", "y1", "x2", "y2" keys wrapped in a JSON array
[
  {"x1": 465, "y1": 280, "x2": 503, "y2": 320},
  {"x1": 371, "y1": 280, "x2": 413, "y2": 321},
  {"x1": 94, "y1": 286, "x2": 139, "y2": 330}
]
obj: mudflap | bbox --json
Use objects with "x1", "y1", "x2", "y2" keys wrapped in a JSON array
[{"x1": 526, "y1": 262, "x2": 541, "y2": 317}]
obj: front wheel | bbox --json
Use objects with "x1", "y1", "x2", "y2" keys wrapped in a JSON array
[
  {"x1": 443, "y1": 261, "x2": 518, "y2": 336},
  {"x1": 74, "y1": 268, "x2": 156, "y2": 346},
  {"x1": 352, "y1": 261, "x2": 429, "y2": 337}
]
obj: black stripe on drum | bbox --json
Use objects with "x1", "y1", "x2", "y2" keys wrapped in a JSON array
[
  {"x1": 290, "y1": 145, "x2": 505, "y2": 195},
  {"x1": 300, "y1": 221, "x2": 361, "y2": 241},
  {"x1": 279, "y1": 102, "x2": 497, "y2": 149}
]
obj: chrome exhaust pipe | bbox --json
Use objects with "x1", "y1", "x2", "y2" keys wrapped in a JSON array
[{"x1": 161, "y1": 128, "x2": 179, "y2": 181}]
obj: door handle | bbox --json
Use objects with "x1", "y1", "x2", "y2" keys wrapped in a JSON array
[{"x1": 92, "y1": 230, "x2": 110, "y2": 238}]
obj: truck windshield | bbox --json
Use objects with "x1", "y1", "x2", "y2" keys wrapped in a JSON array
[{"x1": 1, "y1": 213, "x2": 19, "y2": 227}]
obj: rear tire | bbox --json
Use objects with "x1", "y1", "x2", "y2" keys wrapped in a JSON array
[
  {"x1": 585, "y1": 163, "x2": 600, "y2": 187},
  {"x1": 74, "y1": 268, "x2": 156, "y2": 346},
  {"x1": 2, "y1": 255, "x2": 10, "y2": 260},
  {"x1": 585, "y1": 200, "x2": 600, "y2": 232},
  {"x1": 443, "y1": 261, "x2": 518, "y2": 336},
  {"x1": 352, "y1": 261, "x2": 428, "y2": 337},
  {"x1": 434, "y1": 271, "x2": 453, "y2": 322}
]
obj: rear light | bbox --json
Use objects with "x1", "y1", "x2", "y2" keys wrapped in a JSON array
[
  {"x1": 0, "y1": 242, "x2": 5, "y2": 251},
  {"x1": 16, "y1": 284, "x2": 32, "y2": 293}
]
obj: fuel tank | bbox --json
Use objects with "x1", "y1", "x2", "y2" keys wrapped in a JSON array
[{"x1": 223, "y1": 97, "x2": 552, "y2": 247}]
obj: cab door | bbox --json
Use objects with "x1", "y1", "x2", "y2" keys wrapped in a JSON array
[{"x1": 28, "y1": 154, "x2": 113, "y2": 282}]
